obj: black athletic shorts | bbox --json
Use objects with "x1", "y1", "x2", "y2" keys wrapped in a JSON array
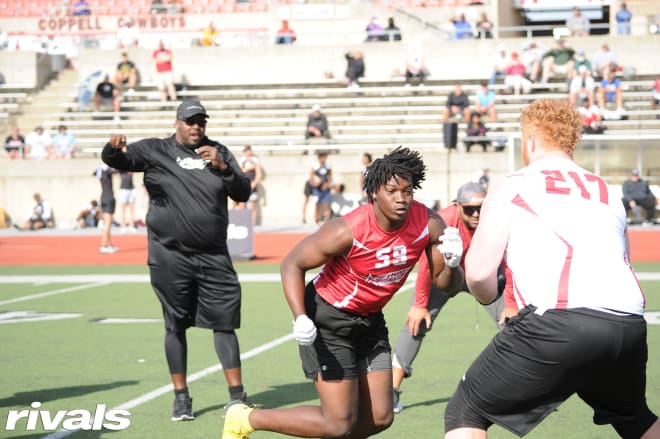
[
  {"x1": 445, "y1": 305, "x2": 653, "y2": 436},
  {"x1": 101, "y1": 197, "x2": 116, "y2": 215},
  {"x1": 299, "y1": 282, "x2": 391, "y2": 381},
  {"x1": 148, "y1": 237, "x2": 241, "y2": 331}
]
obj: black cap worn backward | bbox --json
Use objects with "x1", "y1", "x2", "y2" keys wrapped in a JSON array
[{"x1": 176, "y1": 100, "x2": 209, "y2": 120}]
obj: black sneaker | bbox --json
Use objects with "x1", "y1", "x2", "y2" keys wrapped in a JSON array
[
  {"x1": 171, "y1": 394, "x2": 194, "y2": 421},
  {"x1": 231, "y1": 391, "x2": 256, "y2": 408}
]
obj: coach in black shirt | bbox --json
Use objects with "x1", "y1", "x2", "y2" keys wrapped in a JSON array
[{"x1": 102, "y1": 100, "x2": 252, "y2": 421}]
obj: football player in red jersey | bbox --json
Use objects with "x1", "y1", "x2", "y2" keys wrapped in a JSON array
[{"x1": 222, "y1": 147, "x2": 465, "y2": 439}]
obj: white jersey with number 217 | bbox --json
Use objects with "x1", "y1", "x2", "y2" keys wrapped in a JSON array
[{"x1": 504, "y1": 156, "x2": 644, "y2": 315}]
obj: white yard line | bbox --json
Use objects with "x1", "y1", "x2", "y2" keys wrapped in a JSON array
[{"x1": 0, "y1": 282, "x2": 110, "y2": 306}]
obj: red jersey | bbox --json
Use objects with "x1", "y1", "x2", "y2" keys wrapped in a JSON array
[
  {"x1": 313, "y1": 201, "x2": 430, "y2": 316},
  {"x1": 153, "y1": 48, "x2": 173, "y2": 73}
]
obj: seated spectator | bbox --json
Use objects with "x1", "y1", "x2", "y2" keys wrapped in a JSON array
[
  {"x1": 345, "y1": 50, "x2": 365, "y2": 88},
  {"x1": 71, "y1": 0, "x2": 91, "y2": 15},
  {"x1": 113, "y1": 52, "x2": 138, "y2": 92},
  {"x1": 404, "y1": 42, "x2": 425, "y2": 87},
  {"x1": 578, "y1": 98, "x2": 604, "y2": 134},
  {"x1": 569, "y1": 65, "x2": 596, "y2": 107},
  {"x1": 475, "y1": 12, "x2": 493, "y2": 39},
  {"x1": 94, "y1": 74, "x2": 121, "y2": 118},
  {"x1": 615, "y1": 2, "x2": 632, "y2": 35},
  {"x1": 521, "y1": 39, "x2": 544, "y2": 83},
  {"x1": 4, "y1": 126, "x2": 26, "y2": 159},
  {"x1": 541, "y1": 39, "x2": 575, "y2": 83},
  {"x1": 385, "y1": 17, "x2": 402, "y2": 41},
  {"x1": 572, "y1": 49, "x2": 592, "y2": 77},
  {"x1": 200, "y1": 21, "x2": 219, "y2": 46},
  {"x1": 275, "y1": 20, "x2": 297, "y2": 45},
  {"x1": 592, "y1": 43, "x2": 618, "y2": 79},
  {"x1": 0, "y1": 206, "x2": 12, "y2": 229},
  {"x1": 25, "y1": 126, "x2": 52, "y2": 160},
  {"x1": 365, "y1": 16, "x2": 385, "y2": 42},
  {"x1": 622, "y1": 169, "x2": 658, "y2": 225},
  {"x1": 52, "y1": 125, "x2": 75, "y2": 159},
  {"x1": 598, "y1": 71, "x2": 623, "y2": 112},
  {"x1": 443, "y1": 84, "x2": 471, "y2": 122},
  {"x1": 305, "y1": 104, "x2": 331, "y2": 139},
  {"x1": 489, "y1": 44, "x2": 509, "y2": 85},
  {"x1": 451, "y1": 14, "x2": 473, "y2": 40},
  {"x1": 116, "y1": 19, "x2": 139, "y2": 49},
  {"x1": 651, "y1": 78, "x2": 660, "y2": 119},
  {"x1": 76, "y1": 200, "x2": 101, "y2": 229},
  {"x1": 20, "y1": 193, "x2": 53, "y2": 230},
  {"x1": 566, "y1": 7, "x2": 590, "y2": 37},
  {"x1": 464, "y1": 112, "x2": 490, "y2": 152},
  {"x1": 504, "y1": 51, "x2": 532, "y2": 95},
  {"x1": 474, "y1": 82, "x2": 497, "y2": 121}
]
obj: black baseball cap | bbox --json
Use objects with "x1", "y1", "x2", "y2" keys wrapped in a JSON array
[{"x1": 176, "y1": 100, "x2": 209, "y2": 120}]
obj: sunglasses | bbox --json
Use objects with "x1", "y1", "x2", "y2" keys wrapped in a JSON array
[
  {"x1": 461, "y1": 204, "x2": 482, "y2": 216},
  {"x1": 182, "y1": 117, "x2": 207, "y2": 127}
]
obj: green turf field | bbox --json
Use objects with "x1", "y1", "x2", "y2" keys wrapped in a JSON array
[{"x1": 1, "y1": 263, "x2": 659, "y2": 439}]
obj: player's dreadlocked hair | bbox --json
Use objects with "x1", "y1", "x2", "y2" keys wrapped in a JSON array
[{"x1": 364, "y1": 146, "x2": 426, "y2": 203}]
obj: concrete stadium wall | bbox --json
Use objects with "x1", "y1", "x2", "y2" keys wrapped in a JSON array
[{"x1": 0, "y1": 149, "x2": 508, "y2": 227}]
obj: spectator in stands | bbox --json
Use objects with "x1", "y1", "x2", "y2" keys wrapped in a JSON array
[
  {"x1": 566, "y1": 7, "x2": 590, "y2": 37},
  {"x1": 578, "y1": 98, "x2": 604, "y2": 134},
  {"x1": 365, "y1": 16, "x2": 385, "y2": 42},
  {"x1": 464, "y1": 112, "x2": 490, "y2": 153},
  {"x1": 615, "y1": 2, "x2": 632, "y2": 35},
  {"x1": 309, "y1": 150, "x2": 333, "y2": 225},
  {"x1": 598, "y1": 71, "x2": 624, "y2": 112},
  {"x1": 478, "y1": 167, "x2": 490, "y2": 190},
  {"x1": 21, "y1": 193, "x2": 53, "y2": 230},
  {"x1": 651, "y1": 14, "x2": 660, "y2": 34},
  {"x1": 345, "y1": 50, "x2": 365, "y2": 88},
  {"x1": 404, "y1": 42, "x2": 425, "y2": 87},
  {"x1": 572, "y1": 49, "x2": 592, "y2": 76},
  {"x1": 651, "y1": 78, "x2": 660, "y2": 119},
  {"x1": 474, "y1": 82, "x2": 497, "y2": 121},
  {"x1": 76, "y1": 200, "x2": 101, "y2": 229},
  {"x1": 113, "y1": 52, "x2": 138, "y2": 93},
  {"x1": 4, "y1": 126, "x2": 26, "y2": 159},
  {"x1": 153, "y1": 40, "x2": 177, "y2": 102},
  {"x1": 305, "y1": 104, "x2": 331, "y2": 139},
  {"x1": 451, "y1": 13, "x2": 473, "y2": 40},
  {"x1": 443, "y1": 84, "x2": 471, "y2": 122},
  {"x1": 592, "y1": 43, "x2": 618, "y2": 79},
  {"x1": 622, "y1": 168, "x2": 658, "y2": 225},
  {"x1": 71, "y1": 0, "x2": 91, "y2": 16},
  {"x1": 94, "y1": 74, "x2": 121, "y2": 118},
  {"x1": 504, "y1": 51, "x2": 531, "y2": 95},
  {"x1": 52, "y1": 125, "x2": 75, "y2": 159},
  {"x1": 0, "y1": 207, "x2": 12, "y2": 229},
  {"x1": 116, "y1": 19, "x2": 139, "y2": 49},
  {"x1": 236, "y1": 145, "x2": 263, "y2": 226},
  {"x1": 385, "y1": 17, "x2": 402, "y2": 41},
  {"x1": 569, "y1": 65, "x2": 596, "y2": 107},
  {"x1": 475, "y1": 12, "x2": 493, "y2": 39},
  {"x1": 489, "y1": 44, "x2": 509, "y2": 85},
  {"x1": 275, "y1": 20, "x2": 297, "y2": 44},
  {"x1": 521, "y1": 39, "x2": 543, "y2": 83},
  {"x1": 25, "y1": 126, "x2": 52, "y2": 160},
  {"x1": 540, "y1": 39, "x2": 575, "y2": 84},
  {"x1": 200, "y1": 21, "x2": 219, "y2": 46}
]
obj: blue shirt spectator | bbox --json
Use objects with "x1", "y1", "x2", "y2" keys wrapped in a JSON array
[
  {"x1": 452, "y1": 14, "x2": 473, "y2": 40},
  {"x1": 615, "y1": 3, "x2": 632, "y2": 35},
  {"x1": 71, "y1": 0, "x2": 91, "y2": 15}
]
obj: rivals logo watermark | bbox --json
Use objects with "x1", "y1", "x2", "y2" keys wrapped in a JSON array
[{"x1": 5, "y1": 402, "x2": 131, "y2": 431}]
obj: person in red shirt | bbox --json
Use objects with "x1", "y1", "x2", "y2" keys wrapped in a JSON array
[
  {"x1": 391, "y1": 181, "x2": 514, "y2": 413},
  {"x1": 152, "y1": 40, "x2": 177, "y2": 102},
  {"x1": 222, "y1": 147, "x2": 465, "y2": 439}
]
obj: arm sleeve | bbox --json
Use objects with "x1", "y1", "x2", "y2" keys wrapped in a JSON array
[
  {"x1": 413, "y1": 254, "x2": 431, "y2": 308},
  {"x1": 101, "y1": 140, "x2": 149, "y2": 172}
]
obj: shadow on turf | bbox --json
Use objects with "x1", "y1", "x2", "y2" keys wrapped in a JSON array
[
  {"x1": 0, "y1": 380, "x2": 140, "y2": 408},
  {"x1": 399, "y1": 396, "x2": 450, "y2": 410}
]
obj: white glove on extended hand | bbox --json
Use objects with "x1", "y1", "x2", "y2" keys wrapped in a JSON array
[
  {"x1": 438, "y1": 226, "x2": 463, "y2": 268},
  {"x1": 293, "y1": 314, "x2": 317, "y2": 346}
]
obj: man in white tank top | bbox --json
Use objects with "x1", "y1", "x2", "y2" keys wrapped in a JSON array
[{"x1": 444, "y1": 99, "x2": 660, "y2": 438}]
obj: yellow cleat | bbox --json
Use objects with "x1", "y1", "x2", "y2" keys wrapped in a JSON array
[{"x1": 221, "y1": 401, "x2": 255, "y2": 439}]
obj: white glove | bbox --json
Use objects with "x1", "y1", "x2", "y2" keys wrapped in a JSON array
[
  {"x1": 438, "y1": 226, "x2": 463, "y2": 269},
  {"x1": 293, "y1": 314, "x2": 317, "y2": 346}
]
